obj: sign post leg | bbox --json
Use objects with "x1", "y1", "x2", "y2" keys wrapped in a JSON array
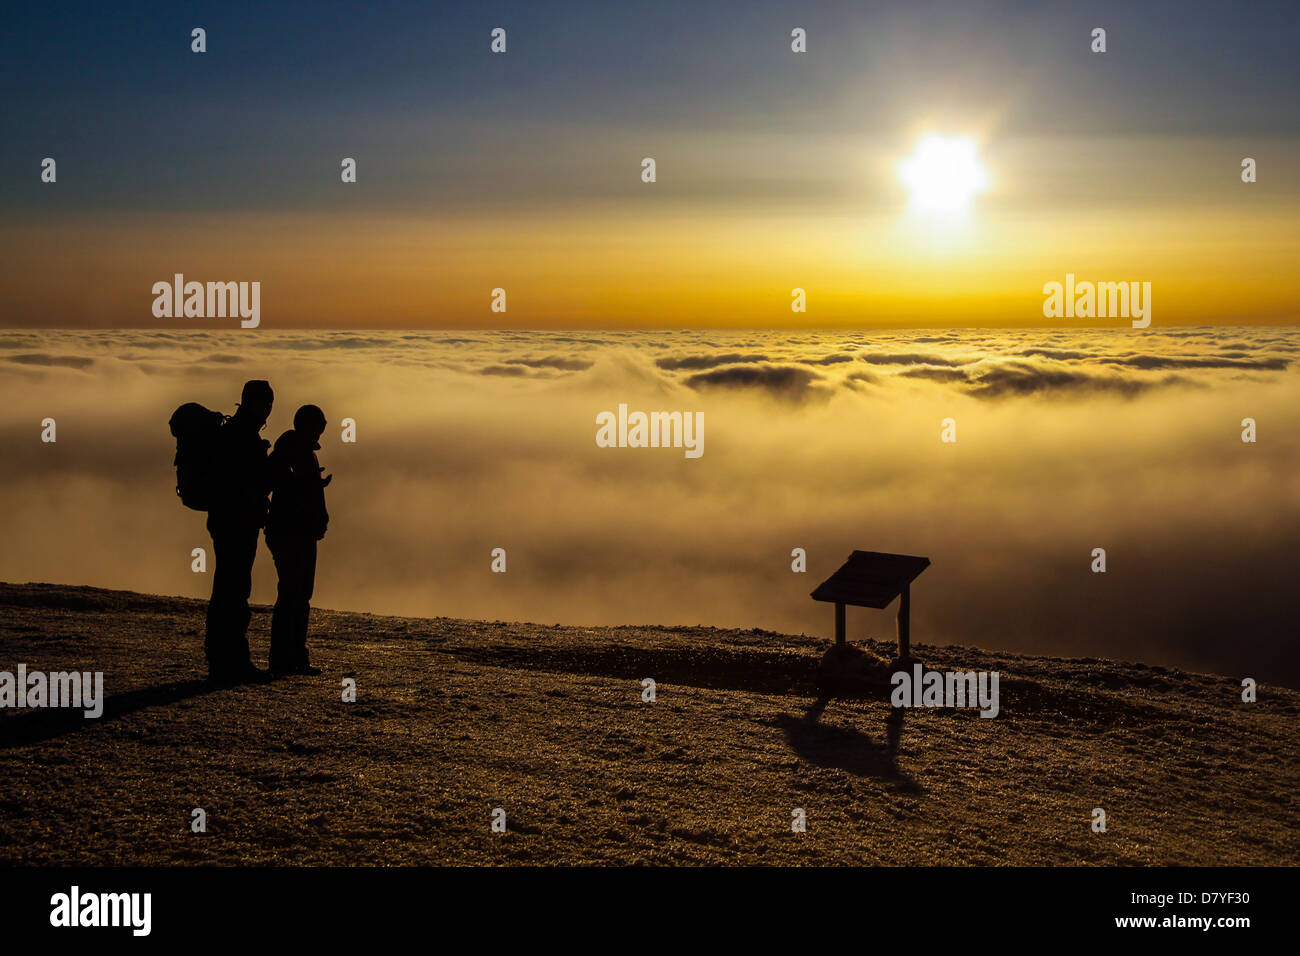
[{"x1": 897, "y1": 585, "x2": 911, "y2": 659}]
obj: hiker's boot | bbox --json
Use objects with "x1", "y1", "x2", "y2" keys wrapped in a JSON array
[
  {"x1": 209, "y1": 660, "x2": 271, "y2": 684},
  {"x1": 270, "y1": 658, "x2": 322, "y2": 677}
]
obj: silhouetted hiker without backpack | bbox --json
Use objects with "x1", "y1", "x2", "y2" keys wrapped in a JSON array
[
  {"x1": 204, "y1": 380, "x2": 274, "y2": 682},
  {"x1": 265, "y1": 404, "x2": 331, "y2": 676}
]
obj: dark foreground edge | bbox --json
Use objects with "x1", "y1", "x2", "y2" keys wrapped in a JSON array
[{"x1": 0, "y1": 865, "x2": 1280, "y2": 942}]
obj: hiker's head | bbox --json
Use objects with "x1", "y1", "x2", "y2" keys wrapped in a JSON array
[
  {"x1": 293, "y1": 404, "x2": 327, "y2": 441},
  {"x1": 236, "y1": 380, "x2": 274, "y2": 426}
]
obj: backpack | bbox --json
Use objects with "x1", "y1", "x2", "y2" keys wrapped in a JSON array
[{"x1": 168, "y1": 403, "x2": 226, "y2": 511}]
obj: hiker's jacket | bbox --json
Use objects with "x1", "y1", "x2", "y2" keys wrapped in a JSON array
[
  {"x1": 209, "y1": 414, "x2": 271, "y2": 527},
  {"x1": 266, "y1": 429, "x2": 329, "y2": 541}
]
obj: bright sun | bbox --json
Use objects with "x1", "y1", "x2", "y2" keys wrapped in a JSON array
[{"x1": 898, "y1": 133, "x2": 989, "y2": 218}]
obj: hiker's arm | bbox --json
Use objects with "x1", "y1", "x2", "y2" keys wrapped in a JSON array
[{"x1": 266, "y1": 442, "x2": 291, "y2": 491}]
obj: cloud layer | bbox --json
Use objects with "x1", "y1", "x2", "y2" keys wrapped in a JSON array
[{"x1": 1, "y1": 326, "x2": 1297, "y2": 686}]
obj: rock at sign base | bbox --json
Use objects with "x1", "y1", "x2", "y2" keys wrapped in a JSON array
[{"x1": 816, "y1": 642, "x2": 896, "y2": 695}]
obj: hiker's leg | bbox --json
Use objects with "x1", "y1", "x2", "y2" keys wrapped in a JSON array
[
  {"x1": 208, "y1": 522, "x2": 257, "y2": 671},
  {"x1": 268, "y1": 536, "x2": 291, "y2": 670},
  {"x1": 270, "y1": 536, "x2": 312, "y2": 670},
  {"x1": 205, "y1": 518, "x2": 238, "y2": 669},
  {"x1": 296, "y1": 540, "x2": 318, "y2": 666},
  {"x1": 228, "y1": 524, "x2": 257, "y2": 664},
  {"x1": 204, "y1": 527, "x2": 225, "y2": 668}
]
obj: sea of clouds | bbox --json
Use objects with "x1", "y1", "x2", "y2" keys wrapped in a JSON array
[{"x1": 1, "y1": 326, "x2": 1297, "y2": 686}]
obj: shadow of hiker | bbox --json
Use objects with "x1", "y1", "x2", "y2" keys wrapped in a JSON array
[
  {"x1": 776, "y1": 696, "x2": 921, "y2": 792},
  {"x1": 0, "y1": 678, "x2": 229, "y2": 750}
]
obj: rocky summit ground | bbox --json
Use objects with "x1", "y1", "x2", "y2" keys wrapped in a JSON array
[{"x1": 0, "y1": 582, "x2": 1296, "y2": 866}]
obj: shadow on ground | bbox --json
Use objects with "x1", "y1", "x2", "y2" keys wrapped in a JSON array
[
  {"x1": 0, "y1": 679, "x2": 224, "y2": 749},
  {"x1": 773, "y1": 697, "x2": 921, "y2": 792}
]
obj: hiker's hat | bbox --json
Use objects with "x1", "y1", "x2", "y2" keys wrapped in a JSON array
[
  {"x1": 240, "y1": 380, "x2": 274, "y2": 405},
  {"x1": 294, "y1": 404, "x2": 326, "y2": 432}
]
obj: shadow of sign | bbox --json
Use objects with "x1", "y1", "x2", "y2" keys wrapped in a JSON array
[{"x1": 774, "y1": 697, "x2": 920, "y2": 792}]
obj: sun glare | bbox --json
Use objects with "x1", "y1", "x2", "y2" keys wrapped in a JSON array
[{"x1": 898, "y1": 133, "x2": 989, "y2": 218}]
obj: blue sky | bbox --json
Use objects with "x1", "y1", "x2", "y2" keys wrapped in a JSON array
[{"x1": 3, "y1": 0, "x2": 1298, "y2": 215}]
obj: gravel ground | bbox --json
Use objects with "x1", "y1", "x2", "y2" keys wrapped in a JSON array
[{"x1": 1, "y1": 582, "x2": 1296, "y2": 865}]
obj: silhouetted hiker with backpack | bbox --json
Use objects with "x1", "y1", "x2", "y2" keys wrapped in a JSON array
[
  {"x1": 170, "y1": 380, "x2": 274, "y2": 683},
  {"x1": 265, "y1": 404, "x2": 331, "y2": 676}
]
